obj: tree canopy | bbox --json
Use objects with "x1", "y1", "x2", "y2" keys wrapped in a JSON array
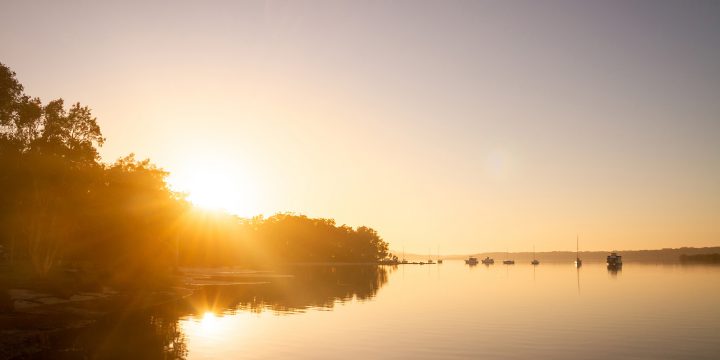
[{"x1": 0, "y1": 62, "x2": 389, "y2": 287}]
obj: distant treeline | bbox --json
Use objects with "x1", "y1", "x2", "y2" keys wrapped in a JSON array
[
  {"x1": 425, "y1": 247, "x2": 720, "y2": 263},
  {"x1": 0, "y1": 63, "x2": 388, "y2": 286},
  {"x1": 679, "y1": 253, "x2": 720, "y2": 264}
]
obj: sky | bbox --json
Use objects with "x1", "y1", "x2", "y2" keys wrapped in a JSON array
[{"x1": 1, "y1": 0, "x2": 719, "y2": 253}]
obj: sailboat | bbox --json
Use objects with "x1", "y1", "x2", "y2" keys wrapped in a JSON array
[
  {"x1": 575, "y1": 236, "x2": 582, "y2": 267},
  {"x1": 531, "y1": 245, "x2": 540, "y2": 265},
  {"x1": 503, "y1": 249, "x2": 515, "y2": 264}
]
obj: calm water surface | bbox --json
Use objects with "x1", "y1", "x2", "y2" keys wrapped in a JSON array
[
  {"x1": 175, "y1": 262, "x2": 720, "y2": 359},
  {"x1": 51, "y1": 262, "x2": 720, "y2": 359}
]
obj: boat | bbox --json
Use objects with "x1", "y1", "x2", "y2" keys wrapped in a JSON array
[
  {"x1": 574, "y1": 235, "x2": 582, "y2": 267},
  {"x1": 503, "y1": 249, "x2": 515, "y2": 264},
  {"x1": 465, "y1": 256, "x2": 479, "y2": 265},
  {"x1": 481, "y1": 256, "x2": 494, "y2": 265},
  {"x1": 437, "y1": 247, "x2": 443, "y2": 264},
  {"x1": 607, "y1": 251, "x2": 622, "y2": 268},
  {"x1": 531, "y1": 245, "x2": 540, "y2": 265}
]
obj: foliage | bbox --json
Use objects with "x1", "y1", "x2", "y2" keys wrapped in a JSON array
[
  {"x1": 0, "y1": 62, "x2": 389, "y2": 287},
  {"x1": 679, "y1": 253, "x2": 720, "y2": 264},
  {"x1": 179, "y1": 213, "x2": 389, "y2": 266}
]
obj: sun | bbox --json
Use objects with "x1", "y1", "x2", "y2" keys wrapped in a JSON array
[
  {"x1": 183, "y1": 172, "x2": 237, "y2": 210},
  {"x1": 167, "y1": 159, "x2": 260, "y2": 217}
]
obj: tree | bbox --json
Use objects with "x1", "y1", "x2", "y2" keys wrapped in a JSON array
[
  {"x1": 0, "y1": 61, "x2": 392, "y2": 285},
  {"x1": 0, "y1": 62, "x2": 106, "y2": 275},
  {"x1": 0, "y1": 63, "x2": 24, "y2": 129}
]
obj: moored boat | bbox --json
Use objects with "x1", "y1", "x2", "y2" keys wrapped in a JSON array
[
  {"x1": 575, "y1": 236, "x2": 582, "y2": 267},
  {"x1": 481, "y1": 257, "x2": 494, "y2": 265},
  {"x1": 503, "y1": 249, "x2": 514, "y2": 264},
  {"x1": 465, "y1": 256, "x2": 479, "y2": 265},
  {"x1": 607, "y1": 251, "x2": 622, "y2": 268}
]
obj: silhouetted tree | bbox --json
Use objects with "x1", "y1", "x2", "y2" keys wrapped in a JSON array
[{"x1": 0, "y1": 62, "x2": 390, "y2": 287}]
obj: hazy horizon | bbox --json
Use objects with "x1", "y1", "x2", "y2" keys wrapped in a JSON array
[{"x1": 2, "y1": 0, "x2": 718, "y2": 253}]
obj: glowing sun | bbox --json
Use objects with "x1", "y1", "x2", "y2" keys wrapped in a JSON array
[{"x1": 167, "y1": 159, "x2": 260, "y2": 217}]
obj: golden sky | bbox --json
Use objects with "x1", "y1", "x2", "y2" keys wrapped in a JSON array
[{"x1": 1, "y1": 1, "x2": 718, "y2": 253}]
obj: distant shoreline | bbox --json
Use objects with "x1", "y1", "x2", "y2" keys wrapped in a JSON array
[{"x1": 396, "y1": 246, "x2": 720, "y2": 263}]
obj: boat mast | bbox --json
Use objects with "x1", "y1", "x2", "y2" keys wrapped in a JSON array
[{"x1": 575, "y1": 235, "x2": 580, "y2": 261}]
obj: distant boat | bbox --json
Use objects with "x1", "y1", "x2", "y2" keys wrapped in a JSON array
[
  {"x1": 575, "y1": 236, "x2": 582, "y2": 267},
  {"x1": 531, "y1": 245, "x2": 540, "y2": 265},
  {"x1": 437, "y1": 259, "x2": 443, "y2": 264},
  {"x1": 465, "y1": 256, "x2": 479, "y2": 265},
  {"x1": 503, "y1": 249, "x2": 515, "y2": 265},
  {"x1": 437, "y1": 247, "x2": 443, "y2": 264},
  {"x1": 481, "y1": 256, "x2": 494, "y2": 265},
  {"x1": 607, "y1": 251, "x2": 623, "y2": 268}
]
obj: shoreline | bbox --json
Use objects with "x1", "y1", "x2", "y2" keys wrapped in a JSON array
[
  {"x1": 0, "y1": 266, "x2": 354, "y2": 358},
  {"x1": 0, "y1": 269, "x2": 261, "y2": 359}
]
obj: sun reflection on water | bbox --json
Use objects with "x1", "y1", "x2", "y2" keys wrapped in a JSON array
[
  {"x1": 200, "y1": 312, "x2": 218, "y2": 331},
  {"x1": 183, "y1": 311, "x2": 236, "y2": 341}
]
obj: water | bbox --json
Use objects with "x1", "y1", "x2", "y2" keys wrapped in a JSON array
[{"x1": 29, "y1": 262, "x2": 720, "y2": 359}]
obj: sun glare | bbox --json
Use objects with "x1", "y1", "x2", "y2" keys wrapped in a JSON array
[
  {"x1": 201, "y1": 311, "x2": 218, "y2": 328},
  {"x1": 184, "y1": 173, "x2": 236, "y2": 210},
  {"x1": 182, "y1": 311, "x2": 232, "y2": 339},
  {"x1": 167, "y1": 158, "x2": 260, "y2": 217}
]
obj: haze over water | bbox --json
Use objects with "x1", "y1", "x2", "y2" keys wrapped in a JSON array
[{"x1": 54, "y1": 263, "x2": 720, "y2": 359}]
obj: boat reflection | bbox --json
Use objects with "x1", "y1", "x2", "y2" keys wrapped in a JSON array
[{"x1": 607, "y1": 266, "x2": 622, "y2": 277}]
